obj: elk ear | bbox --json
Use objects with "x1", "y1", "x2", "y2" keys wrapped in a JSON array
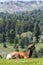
[{"x1": 28, "y1": 44, "x2": 32, "y2": 49}]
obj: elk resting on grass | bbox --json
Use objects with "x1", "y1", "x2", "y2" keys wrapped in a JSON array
[{"x1": 6, "y1": 43, "x2": 35, "y2": 59}]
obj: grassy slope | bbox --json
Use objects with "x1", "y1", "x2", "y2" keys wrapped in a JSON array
[{"x1": 0, "y1": 58, "x2": 43, "y2": 65}]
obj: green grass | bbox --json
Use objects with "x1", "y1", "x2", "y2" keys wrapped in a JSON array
[{"x1": 0, "y1": 58, "x2": 43, "y2": 65}]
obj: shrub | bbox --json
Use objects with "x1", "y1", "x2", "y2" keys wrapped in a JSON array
[
  {"x1": 14, "y1": 44, "x2": 19, "y2": 51},
  {"x1": 3, "y1": 43, "x2": 7, "y2": 48},
  {"x1": 38, "y1": 48, "x2": 43, "y2": 58},
  {"x1": 31, "y1": 49, "x2": 38, "y2": 58},
  {"x1": 20, "y1": 36, "x2": 26, "y2": 49},
  {"x1": 0, "y1": 33, "x2": 2, "y2": 43},
  {"x1": 0, "y1": 55, "x2": 3, "y2": 59}
]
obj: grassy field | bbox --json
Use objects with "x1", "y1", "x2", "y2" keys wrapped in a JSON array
[{"x1": 0, "y1": 58, "x2": 43, "y2": 65}]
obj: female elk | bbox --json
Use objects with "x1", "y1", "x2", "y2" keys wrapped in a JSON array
[{"x1": 6, "y1": 44, "x2": 35, "y2": 59}]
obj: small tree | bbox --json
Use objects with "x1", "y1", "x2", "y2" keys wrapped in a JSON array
[
  {"x1": 15, "y1": 44, "x2": 19, "y2": 51},
  {"x1": 2, "y1": 32, "x2": 7, "y2": 48},
  {"x1": 9, "y1": 29, "x2": 15, "y2": 43},
  {"x1": 14, "y1": 36, "x2": 19, "y2": 51},
  {"x1": 33, "y1": 21, "x2": 41, "y2": 43},
  {"x1": 20, "y1": 37, "x2": 25, "y2": 48},
  {"x1": 2, "y1": 32, "x2": 6, "y2": 43},
  {"x1": 0, "y1": 34, "x2": 2, "y2": 43}
]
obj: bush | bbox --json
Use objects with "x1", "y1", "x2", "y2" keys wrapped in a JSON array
[
  {"x1": 0, "y1": 34, "x2": 2, "y2": 43},
  {"x1": 33, "y1": 37, "x2": 36, "y2": 43},
  {"x1": 31, "y1": 49, "x2": 38, "y2": 58},
  {"x1": 20, "y1": 36, "x2": 26, "y2": 49},
  {"x1": 14, "y1": 44, "x2": 19, "y2": 51},
  {"x1": 37, "y1": 48, "x2": 43, "y2": 58},
  {"x1": 3, "y1": 43, "x2": 7, "y2": 48},
  {"x1": 0, "y1": 55, "x2": 3, "y2": 59},
  {"x1": 32, "y1": 48, "x2": 43, "y2": 58},
  {"x1": 14, "y1": 36, "x2": 19, "y2": 50}
]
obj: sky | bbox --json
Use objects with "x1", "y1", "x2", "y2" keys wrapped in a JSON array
[{"x1": 0, "y1": 0, "x2": 43, "y2": 2}]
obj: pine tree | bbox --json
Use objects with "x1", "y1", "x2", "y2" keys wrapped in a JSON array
[{"x1": 33, "y1": 21, "x2": 41, "y2": 43}]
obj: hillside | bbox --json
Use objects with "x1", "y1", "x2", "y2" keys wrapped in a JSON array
[{"x1": 0, "y1": 1, "x2": 43, "y2": 13}]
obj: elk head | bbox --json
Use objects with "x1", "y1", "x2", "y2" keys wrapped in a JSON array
[
  {"x1": 28, "y1": 43, "x2": 35, "y2": 50},
  {"x1": 27, "y1": 43, "x2": 35, "y2": 57}
]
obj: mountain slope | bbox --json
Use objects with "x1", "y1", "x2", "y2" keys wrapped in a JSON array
[{"x1": 0, "y1": 1, "x2": 43, "y2": 13}]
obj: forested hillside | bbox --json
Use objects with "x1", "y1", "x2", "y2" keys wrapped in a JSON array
[
  {"x1": 0, "y1": 9, "x2": 43, "y2": 45},
  {"x1": 0, "y1": 1, "x2": 43, "y2": 59}
]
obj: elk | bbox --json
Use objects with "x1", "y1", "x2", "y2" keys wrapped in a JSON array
[{"x1": 6, "y1": 43, "x2": 35, "y2": 59}]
